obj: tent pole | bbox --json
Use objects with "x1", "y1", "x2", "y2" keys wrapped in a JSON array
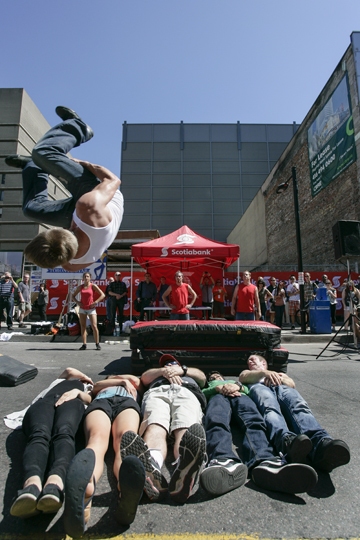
[{"x1": 130, "y1": 256, "x2": 133, "y2": 320}]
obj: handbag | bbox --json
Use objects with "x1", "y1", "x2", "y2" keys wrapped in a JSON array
[{"x1": 133, "y1": 298, "x2": 141, "y2": 312}]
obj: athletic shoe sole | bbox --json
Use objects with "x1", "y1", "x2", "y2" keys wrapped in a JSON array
[
  {"x1": 10, "y1": 493, "x2": 40, "y2": 519},
  {"x1": 63, "y1": 448, "x2": 95, "y2": 537},
  {"x1": 169, "y1": 423, "x2": 206, "y2": 503},
  {"x1": 36, "y1": 493, "x2": 62, "y2": 514},
  {"x1": 200, "y1": 462, "x2": 248, "y2": 496},
  {"x1": 116, "y1": 456, "x2": 145, "y2": 525},
  {"x1": 313, "y1": 439, "x2": 350, "y2": 472},
  {"x1": 252, "y1": 462, "x2": 318, "y2": 494},
  {"x1": 120, "y1": 431, "x2": 167, "y2": 501}
]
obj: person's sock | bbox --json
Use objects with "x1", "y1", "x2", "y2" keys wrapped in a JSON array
[{"x1": 150, "y1": 449, "x2": 164, "y2": 469}]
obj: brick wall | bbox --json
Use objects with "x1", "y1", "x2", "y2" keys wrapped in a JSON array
[{"x1": 264, "y1": 42, "x2": 360, "y2": 270}]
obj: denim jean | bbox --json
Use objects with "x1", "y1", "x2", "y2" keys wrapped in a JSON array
[
  {"x1": 274, "y1": 305, "x2": 285, "y2": 328},
  {"x1": 22, "y1": 118, "x2": 99, "y2": 229},
  {"x1": 106, "y1": 297, "x2": 113, "y2": 321},
  {"x1": 170, "y1": 313, "x2": 190, "y2": 320},
  {"x1": 111, "y1": 298, "x2": 126, "y2": 330},
  {"x1": 204, "y1": 393, "x2": 276, "y2": 470},
  {"x1": 249, "y1": 384, "x2": 330, "y2": 460},
  {"x1": 22, "y1": 379, "x2": 85, "y2": 484},
  {"x1": 235, "y1": 312, "x2": 255, "y2": 321},
  {"x1": 0, "y1": 297, "x2": 13, "y2": 326}
]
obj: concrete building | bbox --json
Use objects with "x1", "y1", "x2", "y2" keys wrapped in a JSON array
[
  {"x1": 120, "y1": 121, "x2": 298, "y2": 242},
  {"x1": 228, "y1": 32, "x2": 360, "y2": 272},
  {"x1": 0, "y1": 88, "x2": 73, "y2": 255}
]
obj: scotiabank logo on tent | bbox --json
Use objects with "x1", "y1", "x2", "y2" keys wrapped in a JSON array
[
  {"x1": 171, "y1": 248, "x2": 212, "y2": 255},
  {"x1": 161, "y1": 247, "x2": 212, "y2": 256},
  {"x1": 161, "y1": 234, "x2": 212, "y2": 257}
]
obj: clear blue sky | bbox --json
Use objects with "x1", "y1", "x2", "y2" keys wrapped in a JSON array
[{"x1": 2, "y1": 0, "x2": 359, "y2": 175}]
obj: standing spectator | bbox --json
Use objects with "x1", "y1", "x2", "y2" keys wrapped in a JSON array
[
  {"x1": 212, "y1": 279, "x2": 228, "y2": 318},
  {"x1": 318, "y1": 274, "x2": 328, "y2": 288},
  {"x1": 37, "y1": 283, "x2": 49, "y2": 321},
  {"x1": 273, "y1": 280, "x2": 286, "y2": 328},
  {"x1": 104, "y1": 277, "x2": 114, "y2": 321},
  {"x1": 257, "y1": 278, "x2": 273, "y2": 321},
  {"x1": 200, "y1": 272, "x2": 215, "y2": 319},
  {"x1": 108, "y1": 272, "x2": 127, "y2": 333},
  {"x1": 341, "y1": 280, "x2": 360, "y2": 331},
  {"x1": 267, "y1": 277, "x2": 277, "y2": 323},
  {"x1": 18, "y1": 274, "x2": 32, "y2": 328},
  {"x1": 157, "y1": 276, "x2": 169, "y2": 308},
  {"x1": 304, "y1": 272, "x2": 317, "y2": 328},
  {"x1": 0, "y1": 272, "x2": 18, "y2": 330},
  {"x1": 286, "y1": 275, "x2": 300, "y2": 330},
  {"x1": 72, "y1": 272, "x2": 105, "y2": 351},
  {"x1": 325, "y1": 280, "x2": 337, "y2": 332},
  {"x1": 231, "y1": 271, "x2": 260, "y2": 321},
  {"x1": 162, "y1": 271, "x2": 197, "y2": 320},
  {"x1": 304, "y1": 273, "x2": 317, "y2": 303},
  {"x1": 137, "y1": 273, "x2": 157, "y2": 321}
]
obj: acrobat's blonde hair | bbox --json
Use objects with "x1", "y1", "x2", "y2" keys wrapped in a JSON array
[{"x1": 24, "y1": 228, "x2": 78, "y2": 268}]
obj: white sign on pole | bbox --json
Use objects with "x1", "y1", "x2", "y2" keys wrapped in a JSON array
[{"x1": 41, "y1": 253, "x2": 107, "y2": 280}]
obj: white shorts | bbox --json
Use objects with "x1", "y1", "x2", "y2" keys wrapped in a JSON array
[
  {"x1": 79, "y1": 308, "x2": 97, "y2": 315},
  {"x1": 139, "y1": 384, "x2": 203, "y2": 436}
]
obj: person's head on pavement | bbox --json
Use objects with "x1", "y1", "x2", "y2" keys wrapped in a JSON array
[{"x1": 247, "y1": 354, "x2": 267, "y2": 371}]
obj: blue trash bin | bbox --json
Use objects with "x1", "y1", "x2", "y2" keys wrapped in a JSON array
[
  {"x1": 316, "y1": 287, "x2": 328, "y2": 300},
  {"x1": 309, "y1": 300, "x2": 331, "y2": 334}
]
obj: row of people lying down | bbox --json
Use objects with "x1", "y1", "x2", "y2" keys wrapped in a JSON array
[{"x1": 7, "y1": 355, "x2": 350, "y2": 536}]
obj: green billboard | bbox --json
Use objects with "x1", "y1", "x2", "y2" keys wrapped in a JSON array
[{"x1": 308, "y1": 75, "x2": 356, "y2": 197}]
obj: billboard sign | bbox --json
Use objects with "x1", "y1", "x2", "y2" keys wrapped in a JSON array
[
  {"x1": 41, "y1": 253, "x2": 107, "y2": 280},
  {"x1": 308, "y1": 75, "x2": 356, "y2": 197}
]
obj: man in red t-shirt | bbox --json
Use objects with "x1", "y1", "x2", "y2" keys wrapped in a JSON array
[
  {"x1": 162, "y1": 271, "x2": 197, "y2": 320},
  {"x1": 231, "y1": 271, "x2": 260, "y2": 321},
  {"x1": 212, "y1": 279, "x2": 228, "y2": 318}
]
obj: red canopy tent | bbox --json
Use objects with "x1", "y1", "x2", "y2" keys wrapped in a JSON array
[
  {"x1": 131, "y1": 225, "x2": 239, "y2": 272},
  {"x1": 130, "y1": 226, "x2": 239, "y2": 314}
]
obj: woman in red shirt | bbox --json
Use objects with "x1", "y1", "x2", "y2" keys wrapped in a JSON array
[{"x1": 72, "y1": 272, "x2": 105, "y2": 351}]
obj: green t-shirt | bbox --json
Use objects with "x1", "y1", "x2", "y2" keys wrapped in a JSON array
[{"x1": 202, "y1": 379, "x2": 249, "y2": 402}]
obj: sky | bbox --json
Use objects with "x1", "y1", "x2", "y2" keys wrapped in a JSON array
[{"x1": 1, "y1": 1, "x2": 360, "y2": 176}]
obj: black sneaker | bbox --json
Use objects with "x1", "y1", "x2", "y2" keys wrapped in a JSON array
[
  {"x1": 252, "y1": 457, "x2": 318, "y2": 494},
  {"x1": 79, "y1": 344, "x2": 87, "y2": 351},
  {"x1": 95, "y1": 343, "x2": 101, "y2": 350},
  {"x1": 37, "y1": 483, "x2": 64, "y2": 514},
  {"x1": 312, "y1": 438, "x2": 350, "y2": 472},
  {"x1": 120, "y1": 431, "x2": 167, "y2": 501},
  {"x1": 200, "y1": 458, "x2": 248, "y2": 496},
  {"x1": 169, "y1": 423, "x2": 206, "y2": 503},
  {"x1": 55, "y1": 106, "x2": 94, "y2": 140},
  {"x1": 5, "y1": 154, "x2": 32, "y2": 169},
  {"x1": 282, "y1": 433, "x2": 312, "y2": 463},
  {"x1": 10, "y1": 484, "x2": 41, "y2": 518}
]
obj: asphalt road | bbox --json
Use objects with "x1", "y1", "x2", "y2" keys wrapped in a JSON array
[{"x1": 0, "y1": 337, "x2": 359, "y2": 539}]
